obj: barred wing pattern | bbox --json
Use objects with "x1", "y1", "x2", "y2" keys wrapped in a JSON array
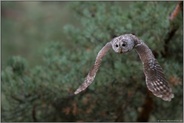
[
  {"x1": 135, "y1": 41, "x2": 174, "y2": 101},
  {"x1": 74, "y1": 42, "x2": 112, "y2": 95},
  {"x1": 144, "y1": 59, "x2": 174, "y2": 101}
]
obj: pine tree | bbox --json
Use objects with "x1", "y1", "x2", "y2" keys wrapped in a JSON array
[{"x1": 2, "y1": 1, "x2": 183, "y2": 122}]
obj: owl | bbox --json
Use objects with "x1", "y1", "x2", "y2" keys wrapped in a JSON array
[{"x1": 74, "y1": 34, "x2": 174, "y2": 101}]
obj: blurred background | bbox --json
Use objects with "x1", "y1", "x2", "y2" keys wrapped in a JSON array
[
  {"x1": 2, "y1": 2, "x2": 76, "y2": 68},
  {"x1": 1, "y1": 1, "x2": 183, "y2": 122}
]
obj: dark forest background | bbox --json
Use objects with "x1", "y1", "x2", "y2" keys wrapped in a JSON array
[{"x1": 1, "y1": 1, "x2": 183, "y2": 122}]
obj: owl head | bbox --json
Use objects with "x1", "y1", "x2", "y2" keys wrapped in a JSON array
[{"x1": 111, "y1": 34, "x2": 135, "y2": 53}]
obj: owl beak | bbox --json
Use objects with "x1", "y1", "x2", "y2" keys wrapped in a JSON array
[{"x1": 118, "y1": 48, "x2": 123, "y2": 53}]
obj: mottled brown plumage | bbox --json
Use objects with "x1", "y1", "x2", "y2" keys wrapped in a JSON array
[
  {"x1": 74, "y1": 42, "x2": 112, "y2": 95},
  {"x1": 74, "y1": 34, "x2": 174, "y2": 101}
]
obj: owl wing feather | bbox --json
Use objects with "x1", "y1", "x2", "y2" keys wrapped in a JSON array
[
  {"x1": 144, "y1": 59, "x2": 174, "y2": 101},
  {"x1": 74, "y1": 42, "x2": 112, "y2": 95},
  {"x1": 135, "y1": 41, "x2": 174, "y2": 101}
]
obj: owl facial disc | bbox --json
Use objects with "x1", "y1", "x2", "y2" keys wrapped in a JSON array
[{"x1": 112, "y1": 34, "x2": 135, "y2": 54}]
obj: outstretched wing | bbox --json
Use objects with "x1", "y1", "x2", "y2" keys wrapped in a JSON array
[
  {"x1": 74, "y1": 42, "x2": 112, "y2": 95},
  {"x1": 135, "y1": 41, "x2": 174, "y2": 101},
  {"x1": 144, "y1": 59, "x2": 174, "y2": 101}
]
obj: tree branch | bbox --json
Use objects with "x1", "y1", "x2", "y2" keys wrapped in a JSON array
[
  {"x1": 136, "y1": 90, "x2": 154, "y2": 122},
  {"x1": 169, "y1": 1, "x2": 183, "y2": 21}
]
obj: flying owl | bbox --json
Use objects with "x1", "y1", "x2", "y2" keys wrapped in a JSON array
[{"x1": 74, "y1": 34, "x2": 174, "y2": 101}]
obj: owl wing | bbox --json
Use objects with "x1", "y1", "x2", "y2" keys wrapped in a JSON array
[
  {"x1": 143, "y1": 59, "x2": 174, "y2": 101},
  {"x1": 135, "y1": 42, "x2": 174, "y2": 101},
  {"x1": 74, "y1": 42, "x2": 112, "y2": 95}
]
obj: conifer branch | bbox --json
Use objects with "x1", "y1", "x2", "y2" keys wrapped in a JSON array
[{"x1": 169, "y1": 1, "x2": 183, "y2": 21}]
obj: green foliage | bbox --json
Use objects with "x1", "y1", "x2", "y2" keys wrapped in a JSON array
[
  {"x1": 6, "y1": 56, "x2": 28, "y2": 75},
  {"x1": 2, "y1": 1, "x2": 183, "y2": 122}
]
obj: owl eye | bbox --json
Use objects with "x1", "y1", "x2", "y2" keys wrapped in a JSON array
[
  {"x1": 115, "y1": 44, "x2": 118, "y2": 47},
  {"x1": 122, "y1": 43, "x2": 126, "y2": 47}
]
